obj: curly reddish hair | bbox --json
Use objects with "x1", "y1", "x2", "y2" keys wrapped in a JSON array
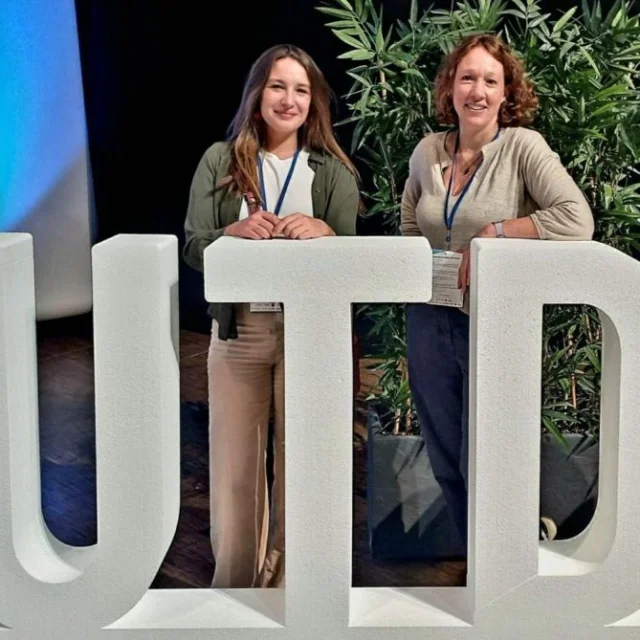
[{"x1": 434, "y1": 34, "x2": 538, "y2": 127}]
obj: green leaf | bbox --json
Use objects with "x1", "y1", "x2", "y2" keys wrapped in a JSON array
[
  {"x1": 530, "y1": 13, "x2": 552, "y2": 30},
  {"x1": 544, "y1": 409, "x2": 574, "y2": 421},
  {"x1": 325, "y1": 19, "x2": 358, "y2": 28},
  {"x1": 581, "y1": 0, "x2": 592, "y2": 27},
  {"x1": 316, "y1": 6, "x2": 353, "y2": 19},
  {"x1": 552, "y1": 6, "x2": 578, "y2": 33},
  {"x1": 611, "y1": 9, "x2": 624, "y2": 28},
  {"x1": 384, "y1": 24, "x2": 395, "y2": 49},
  {"x1": 512, "y1": 0, "x2": 528, "y2": 14},
  {"x1": 332, "y1": 28, "x2": 367, "y2": 49},
  {"x1": 542, "y1": 416, "x2": 570, "y2": 450},
  {"x1": 401, "y1": 68, "x2": 425, "y2": 79},
  {"x1": 410, "y1": 0, "x2": 418, "y2": 25},
  {"x1": 576, "y1": 377, "x2": 597, "y2": 394},
  {"x1": 347, "y1": 71, "x2": 372, "y2": 87},
  {"x1": 335, "y1": 0, "x2": 354, "y2": 11},
  {"x1": 590, "y1": 102, "x2": 618, "y2": 117},
  {"x1": 338, "y1": 49, "x2": 376, "y2": 60},
  {"x1": 375, "y1": 23, "x2": 385, "y2": 52},
  {"x1": 595, "y1": 83, "x2": 631, "y2": 99},
  {"x1": 503, "y1": 9, "x2": 526, "y2": 19},
  {"x1": 617, "y1": 42, "x2": 640, "y2": 58},
  {"x1": 559, "y1": 39, "x2": 575, "y2": 59},
  {"x1": 583, "y1": 346, "x2": 602, "y2": 372},
  {"x1": 578, "y1": 45, "x2": 600, "y2": 75},
  {"x1": 351, "y1": 119, "x2": 366, "y2": 154}
]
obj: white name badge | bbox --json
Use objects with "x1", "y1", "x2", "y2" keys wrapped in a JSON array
[
  {"x1": 250, "y1": 302, "x2": 282, "y2": 312},
  {"x1": 429, "y1": 250, "x2": 464, "y2": 308}
]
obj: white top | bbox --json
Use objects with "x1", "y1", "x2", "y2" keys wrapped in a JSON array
[{"x1": 239, "y1": 148, "x2": 315, "y2": 220}]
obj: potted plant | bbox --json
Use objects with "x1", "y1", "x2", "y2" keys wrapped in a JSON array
[{"x1": 318, "y1": 0, "x2": 640, "y2": 558}]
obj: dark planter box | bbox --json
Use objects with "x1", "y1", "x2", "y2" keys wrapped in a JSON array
[
  {"x1": 366, "y1": 407, "x2": 465, "y2": 560},
  {"x1": 367, "y1": 406, "x2": 599, "y2": 560},
  {"x1": 540, "y1": 433, "x2": 598, "y2": 539}
]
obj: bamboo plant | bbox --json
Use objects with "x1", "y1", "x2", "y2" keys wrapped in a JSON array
[{"x1": 318, "y1": 0, "x2": 640, "y2": 444}]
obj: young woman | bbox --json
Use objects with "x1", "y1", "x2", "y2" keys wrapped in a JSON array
[
  {"x1": 401, "y1": 34, "x2": 594, "y2": 554},
  {"x1": 183, "y1": 44, "x2": 359, "y2": 588}
]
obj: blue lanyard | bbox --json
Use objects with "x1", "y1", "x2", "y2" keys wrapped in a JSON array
[
  {"x1": 257, "y1": 148, "x2": 300, "y2": 215},
  {"x1": 443, "y1": 129, "x2": 499, "y2": 249}
]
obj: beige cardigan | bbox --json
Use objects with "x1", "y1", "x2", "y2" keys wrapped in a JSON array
[{"x1": 401, "y1": 127, "x2": 594, "y2": 250}]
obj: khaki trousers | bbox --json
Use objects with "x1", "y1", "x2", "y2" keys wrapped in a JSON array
[{"x1": 208, "y1": 303, "x2": 285, "y2": 588}]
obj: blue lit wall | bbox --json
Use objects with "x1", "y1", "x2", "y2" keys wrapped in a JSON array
[
  {"x1": 1, "y1": 0, "x2": 93, "y2": 319},
  {"x1": 1, "y1": 0, "x2": 88, "y2": 229}
]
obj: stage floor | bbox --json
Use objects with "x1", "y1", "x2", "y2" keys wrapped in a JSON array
[{"x1": 36, "y1": 316, "x2": 466, "y2": 589}]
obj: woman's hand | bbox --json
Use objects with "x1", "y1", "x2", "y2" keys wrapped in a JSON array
[
  {"x1": 457, "y1": 223, "x2": 497, "y2": 292},
  {"x1": 273, "y1": 214, "x2": 336, "y2": 239},
  {"x1": 224, "y1": 210, "x2": 280, "y2": 239},
  {"x1": 457, "y1": 247, "x2": 471, "y2": 292}
]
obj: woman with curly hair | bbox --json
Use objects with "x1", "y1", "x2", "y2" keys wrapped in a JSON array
[{"x1": 401, "y1": 34, "x2": 593, "y2": 555}]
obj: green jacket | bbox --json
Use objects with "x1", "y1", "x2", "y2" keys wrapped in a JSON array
[{"x1": 183, "y1": 141, "x2": 359, "y2": 339}]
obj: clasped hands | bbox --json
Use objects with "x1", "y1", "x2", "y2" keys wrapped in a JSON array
[
  {"x1": 227, "y1": 214, "x2": 494, "y2": 288},
  {"x1": 224, "y1": 210, "x2": 335, "y2": 240},
  {"x1": 456, "y1": 223, "x2": 497, "y2": 292}
]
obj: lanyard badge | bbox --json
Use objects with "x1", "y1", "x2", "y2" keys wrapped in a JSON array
[
  {"x1": 443, "y1": 129, "x2": 499, "y2": 250},
  {"x1": 257, "y1": 147, "x2": 301, "y2": 215}
]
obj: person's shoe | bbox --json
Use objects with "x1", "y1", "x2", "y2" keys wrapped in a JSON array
[{"x1": 539, "y1": 516, "x2": 557, "y2": 541}]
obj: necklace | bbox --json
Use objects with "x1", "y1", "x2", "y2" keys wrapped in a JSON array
[
  {"x1": 447, "y1": 128, "x2": 500, "y2": 176},
  {"x1": 458, "y1": 151, "x2": 483, "y2": 176}
]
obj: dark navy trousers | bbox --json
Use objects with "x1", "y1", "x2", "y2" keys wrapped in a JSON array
[{"x1": 406, "y1": 303, "x2": 469, "y2": 552}]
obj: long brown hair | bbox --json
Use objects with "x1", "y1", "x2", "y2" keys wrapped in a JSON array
[
  {"x1": 222, "y1": 44, "x2": 358, "y2": 201},
  {"x1": 434, "y1": 34, "x2": 538, "y2": 127}
]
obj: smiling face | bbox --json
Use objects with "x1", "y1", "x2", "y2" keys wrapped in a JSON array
[
  {"x1": 452, "y1": 45, "x2": 506, "y2": 131},
  {"x1": 260, "y1": 56, "x2": 312, "y2": 140}
]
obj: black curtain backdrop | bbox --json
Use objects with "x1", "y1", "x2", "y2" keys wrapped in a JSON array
[{"x1": 74, "y1": 0, "x2": 612, "y2": 331}]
